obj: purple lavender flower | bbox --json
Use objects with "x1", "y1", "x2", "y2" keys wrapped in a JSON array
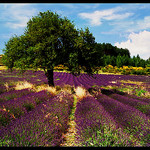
[
  {"x1": 74, "y1": 95, "x2": 139, "y2": 146},
  {"x1": 96, "y1": 94, "x2": 150, "y2": 143},
  {"x1": 0, "y1": 89, "x2": 33, "y2": 103},
  {"x1": 109, "y1": 93, "x2": 150, "y2": 117},
  {"x1": 0, "y1": 92, "x2": 73, "y2": 146},
  {"x1": 75, "y1": 96, "x2": 118, "y2": 138}
]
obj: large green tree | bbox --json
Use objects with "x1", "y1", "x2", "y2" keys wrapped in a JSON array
[{"x1": 3, "y1": 10, "x2": 96, "y2": 86}]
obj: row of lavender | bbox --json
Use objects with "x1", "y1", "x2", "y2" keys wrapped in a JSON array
[
  {"x1": 109, "y1": 93, "x2": 150, "y2": 118},
  {"x1": 1, "y1": 69, "x2": 150, "y2": 90},
  {"x1": 0, "y1": 75, "x2": 74, "y2": 145},
  {"x1": 74, "y1": 94, "x2": 150, "y2": 146},
  {"x1": 1, "y1": 69, "x2": 150, "y2": 121},
  {"x1": 0, "y1": 90, "x2": 53, "y2": 126},
  {"x1": 1, "y1": 69, "x2": 149, "y2": 116},
  {"x1": 0, "y1": 69, "x2": 150, "y2": 146},
  {"x1": 0, "y1": 70, "x2": 74, "y2": 146},
  {"x1": 1, "y1": 91, "x2": 147, "y2": 146},
  {"x1": 2, "y1": 92, "x2": 149, "y2": 146},
  {"x1": 0, "y1": 90, "x2": 74, "y2": 146}
]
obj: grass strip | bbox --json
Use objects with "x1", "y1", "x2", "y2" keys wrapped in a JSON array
[{"x1": 60, "y1": 96, "x2": 80, "y2": 146}]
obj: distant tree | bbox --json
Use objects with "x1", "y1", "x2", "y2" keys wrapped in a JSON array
[
  {"x1": 123, "y1": 48, "x2": 130, "y2": 58},
  {"x1": 110, "y1": 56, "x2": 116, "y2": 66},
  {"x1": 139, "y1": 59, "x2": 146, "y2": 68},
  {"x1": 124, "y1": 55, "x2": 130, "y2": 66},
  {"x1": 103, "y1": 55, "x2": 111, "y2": 66},
  {"x1": 136, "y1": 54, "x2": 141, "y2": 67},
  {"x1": 128, "y1": 57, "x2": 133, "y2": 66},
  {"x1": 132, "y1": 55, "x2": 139, "y2": 67},
  {"x1": 102, "y1": 43, "x2": 117, "y2": 56},
  {"x1": 116, "y1": 54, "x2": 122, "y2": 67},
  {"x1": 2, "y1": 11, "x2": 96, "y2": 86},
  {"x1": 92, "y1": 42, "x2": 104, "y2": 66},
  {"x1": 146, "y1": 57, "x2": 150, "y2": 66}
]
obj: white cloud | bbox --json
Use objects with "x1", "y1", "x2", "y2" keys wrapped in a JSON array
[
  {"x1": 114, "y1": 30, "x2": 150, "y2": 60},
  {"x1": 103, "y1": 12, "x2": 132, "y2": 20},
  {"x1": 121, "y1": 16, "x2": 150, "y2": 33},
  {"x1": 136, "y1": 16, "x2": 150, "y2": 30},
  {"x1": 78, "y1": 7, "x2": 133, "y2": 26},
  {"x1": 61, "y1": 3, "x2": 100, "y2": 10},
  {"x1": 100, "y1": 15, "x2": 150, "y2": 38},
  {"x1": 1, "y1": 4, "x2": 38, "y2": 29},
  {"x1": 78, "y1": 4, "x2": 150, "y2": 33}
]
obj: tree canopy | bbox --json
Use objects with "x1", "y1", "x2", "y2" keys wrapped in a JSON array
[{"x1": 2, "y1": 10, "x2": 97, "y2": 86}]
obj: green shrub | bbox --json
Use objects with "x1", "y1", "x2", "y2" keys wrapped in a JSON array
[
  {"x1": 122, "y1": 70, "x2": 130, "y2": 75},
  {"x1": 101, "y1": 68, "x2": 107, "y2": 72},
  {"x1": 130, "y1": 69, "x2": 136, "y2": 75}
]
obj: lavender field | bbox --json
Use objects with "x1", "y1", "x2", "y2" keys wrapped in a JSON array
[{"x1": 0, "y1": 68, "x2": 150, "y2": 147}]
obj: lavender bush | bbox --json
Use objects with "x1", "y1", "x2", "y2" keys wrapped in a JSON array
[
  {"x1": 123, "y1": 93, "x2": 150, "y2": 104},
  {"x1": 0, "y1": 68, "x2": 150, "y2": 147},
  {"x1": 74, "y1": 96, "x2": 139, "y2": 146},
  {"x1": 95, "y1": 94, "x2": 150, "y2": 145},
  {"x1": 0, "y1": 90, "x2": 53, "y2": 127},
  {"x1": 0, "y1": 89, "x2": 33, "y2": 103},
  {"x1": 109, "y1": 93, "x2": 150, "y2": 117},
  {"x1": 0, "y1": 92, "x2": 73, "y2": 146}
]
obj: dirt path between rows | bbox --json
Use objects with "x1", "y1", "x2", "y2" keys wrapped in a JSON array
[{"x1": 59, "y1": 96, "x2": 81, "y2": 147}]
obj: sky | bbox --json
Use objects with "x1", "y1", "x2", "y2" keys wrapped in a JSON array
[{"x1": 0, "y1": 3, "x2": 150, "y2": 60}]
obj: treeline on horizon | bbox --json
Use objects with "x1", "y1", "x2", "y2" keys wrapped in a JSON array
[
  {"x1": 94, "y1": 42, "x2": 150, "y2": 68},
  {"x1": 0, "y1": 42, "x2": 150, "y2": 68}
]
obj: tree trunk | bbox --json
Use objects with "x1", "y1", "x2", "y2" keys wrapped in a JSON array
[{"x1": 45, "y1": 69, "x2": 54, "y2": 87}]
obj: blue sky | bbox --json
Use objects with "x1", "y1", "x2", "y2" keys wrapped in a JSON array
[{"x1": 0, "y1": 3, "x2": 150, "y2": 60}]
